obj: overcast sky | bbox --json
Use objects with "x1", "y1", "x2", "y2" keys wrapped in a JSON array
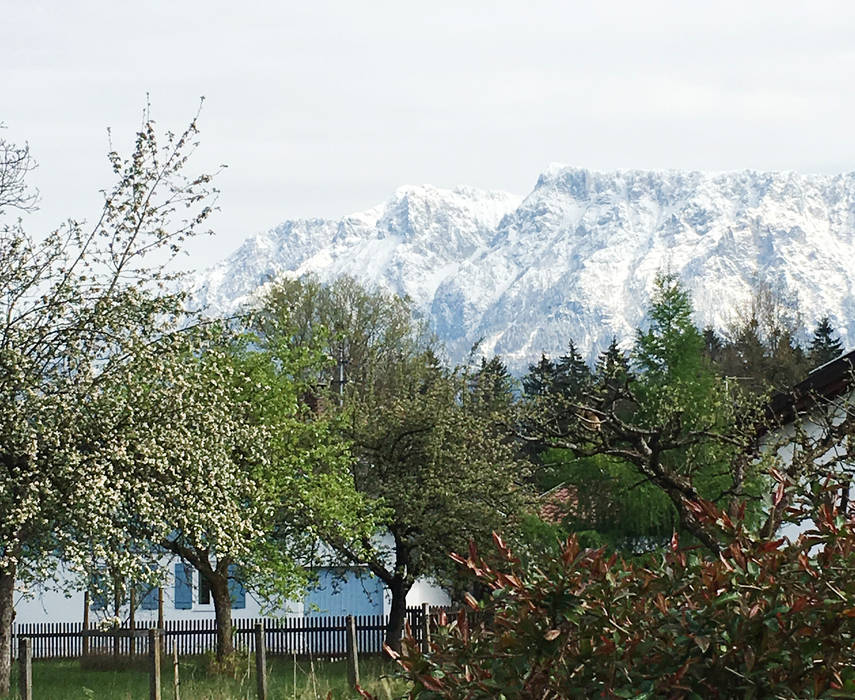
[{"x1": 5, "y1": 1, "x2": 855, "y2": 268}]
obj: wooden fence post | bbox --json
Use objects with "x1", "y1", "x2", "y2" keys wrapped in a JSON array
[
  {"x1": 421, "y1": 603, "x2": 431, "y2": 653},
  {"x1": 129, "y1": 587, "x2": 136, "y2": 656},
  {"x1": 82, "y1": 592, "x2": 90, "y2": 657},
  {"x1": 149, "y1": 628, "x2": 161, "y2": 700},
  {"x1": 18, "y1": 638, "x2": 32, "y2": 700},
  {"x1": 255, "y1": 623, "x2": 267, "y2": 700},
  {"x1": 346, "y1": 615, "x2": 359, "y2": 691},
  {"x1": 157, "y1": 587, "x2": 165, "y2": 655},
  {"x1": 172, "y1": 643, "x2": 180, "y2": 700},
  {"x1": 113, "y1": 582, "x2": 121, "y2": 658}
]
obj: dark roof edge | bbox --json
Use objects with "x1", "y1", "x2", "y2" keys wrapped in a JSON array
[{"x1": 767, "y1": 349, "x2": 855, "y2": 424}]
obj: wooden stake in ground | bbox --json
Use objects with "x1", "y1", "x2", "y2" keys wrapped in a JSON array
[
  {"x1": 149, "y1": 628, "x2": 161, "y2": 700},
  {"x1": 172, "y1": 643, "x2": 180, "y2": 700},
  {"x1": 255, "y1": 623, "x2": 267, "y2": 700},
  {"x1": 346, "y1": 615, "x2": 359, "y2": 690},
  {"x1": 421, "y1": 603, "x2": 431, "y2": 653},
  {"x1": 18, "y1": 638, "x2": 31, "y2": 700},
  {"x1": 129, "y1": 588, "x2": 136, "y2": 656},
  {"x1": 82, "y1": 592, "x2": 90, "y2": 657}
]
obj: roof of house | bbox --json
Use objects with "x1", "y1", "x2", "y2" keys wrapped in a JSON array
[{"x1": 767, "y1": 349, "x2": 855, "y2": 425}]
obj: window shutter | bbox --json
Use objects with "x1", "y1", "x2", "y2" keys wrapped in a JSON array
[
  {"x1": 90, "y1": 570, "x2": 107, "y2": 611},
  {"x1": 140, "y1": 584, "x2": 159, "y2": 610},
  {"x1": 174, "y1": 563, "x2": 193, "y2": 610},
  {"x1": 227, "y1": 564, "x2": 246, "y2": 609}
]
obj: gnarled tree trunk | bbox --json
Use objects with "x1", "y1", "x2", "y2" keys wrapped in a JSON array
[
  {"x1": 384, "y1": 575, "x2": 413, "y2": 655},
  {"x1": 0, "y1": 566, "x2": 16, "y2": 695},
  {"x1": 210, "y1": 576, "x2": 234, "y2": 662}
]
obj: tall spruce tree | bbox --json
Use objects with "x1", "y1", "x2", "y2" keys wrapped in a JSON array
[
  {"x1": 808, "y1": 316, "x2": 844, "y2": 368},
  {"x1": 555, "y1": 340, "x2": 592, "y2": 400},
  {"x1": 523, "y1": 354, "x2": 558, "y2": 397}
]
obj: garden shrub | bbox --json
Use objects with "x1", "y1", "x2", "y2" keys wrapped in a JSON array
[{"x1": 380, "y1": 489, "x2": 855, "y2": 698}]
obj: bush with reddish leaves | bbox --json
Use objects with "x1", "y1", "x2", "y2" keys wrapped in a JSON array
[{"x1": 379, "y1": 493, "x2": 855, "y2": 699}]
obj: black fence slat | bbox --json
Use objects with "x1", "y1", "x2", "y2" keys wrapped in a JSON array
[{"x1": 10, "y1": 606, "x2": 439, "y2": 659}]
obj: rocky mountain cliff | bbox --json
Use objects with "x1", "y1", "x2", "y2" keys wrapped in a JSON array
[{"x1": 193, "y1": 166, "x2": 855, "y2": 370}]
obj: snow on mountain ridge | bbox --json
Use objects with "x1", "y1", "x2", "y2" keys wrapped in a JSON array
[{"x1": 193, "y1": 167, "x2": 855, "y2": 370}]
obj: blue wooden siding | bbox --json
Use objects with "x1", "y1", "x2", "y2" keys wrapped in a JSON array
[
  {"x1": 174, "y1": 564, "x2": 193, "y2": 610},
  {"x1": 304, "y1": 568, "x2": 384, "y2": 617},
  {"x1": 227, "y1": 564, "x2": 246, "y2": 609}
]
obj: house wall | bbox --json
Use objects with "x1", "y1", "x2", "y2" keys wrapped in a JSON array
[
  {"x1": 14, "y1": 559, "x2": 450, "y2": 625},
  {"x1": 760, "y1": 391, "x2": 854, "y2": 541}
]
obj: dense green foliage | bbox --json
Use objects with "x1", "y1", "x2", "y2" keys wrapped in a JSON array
[
  {"x1": 88, "y1": 328, "x2": 370, "y2": 659},
  {"x1": 256, "y1": 277, "x2": 532, "y2": 652},
  {"x1": 522, "y1": 274, "x2": 764, "y2": 554}
]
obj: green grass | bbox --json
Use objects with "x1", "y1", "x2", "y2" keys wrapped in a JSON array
[{"x1": 4, "y1": 656, "x2": 408, "y2": 699}]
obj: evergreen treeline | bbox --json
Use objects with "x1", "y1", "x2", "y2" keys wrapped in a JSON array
[
  {"x1": 516, "y1": 281, "x2": 846, "y2": 552},
  {"x1": 524, "y1": 313, "x2": 844, "y2": 403}
]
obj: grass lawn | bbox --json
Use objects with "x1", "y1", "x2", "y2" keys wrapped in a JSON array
[{"x1": 3, "y1": 656, "x2": 407, "y2": 699}]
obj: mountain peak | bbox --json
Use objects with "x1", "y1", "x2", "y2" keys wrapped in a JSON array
[{"x1": 194, "y1": 167, "x2": 855, "y2": 370}]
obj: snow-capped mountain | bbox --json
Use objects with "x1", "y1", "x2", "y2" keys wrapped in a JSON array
[{"x1": 193, "y1": 166, "x2": 855, "y2": 370}]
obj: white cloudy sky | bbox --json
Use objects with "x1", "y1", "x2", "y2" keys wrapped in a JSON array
[{"x1": 4, "y1": 1, "x2": 855, "y2": 268}]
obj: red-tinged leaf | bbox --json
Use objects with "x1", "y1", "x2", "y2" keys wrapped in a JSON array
[
  {"x1": 670, "y1": 531, "x2": 679, "y2": 552},
  {"x1": 737, "y1": 501, "x2": 746, "y2": 520},
  {"x1": 468, "y1": 539, "x2": 478, "y2": 560},
  {"x1": 841, "y1": 607, "x2": 855, "y2": 617},
  {"x1": 492, "y1": 531, "x2": 506, "y2": 552},
  {"x1": 773, "y1": 481, "x2": 786, "y2": 506},
  {"x1": 769, "y1": 468, "x2": 786, "y2": 483},
  {"x1": 355, "y1": 683, "x2": 374, "y2": 699},
  {"x1": 798, "y1": 552, "x2": 818, "y2": 578},
  {"x1": 449, "y1": 551, "x2": 466, "y2": 566},
  {"x1": 505, "y1": 574, "x2": 522, "y2": 589},
  {"x1": 544, "y1": 629, "x2": 561, "y2": 641},
  {"x1": 418, "y1": 674, "x2": 446, "y2": 692},
  {"x1": 790, "y1": 597, "x2": 809, "y2": 613},
  {"x1": 464, "y1": 592, "x2": 479, "y2": 610},
  {"x1": 382, "y1": 643, "x2": 400, "y2": 660},
  {"x1": 757, "y1": 538, "x2": 785, "y2": 552},
  {"x1": 685, "y1": 500, "x2": 703, "y2": 515}
]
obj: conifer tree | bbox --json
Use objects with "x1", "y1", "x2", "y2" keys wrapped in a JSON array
[
  {"x1": 555, "y1": 340, "x2": 592, "y2": 400},
  {"x1": 522, "y1": 354, "x2": 558, "y2": 396},
  {"x1": 469, "y1": 356, "x2": 514, "y2": 414},
  {"x1": 702, "y1": 325, "x2": 724, "y2": 363},
  {"x1": 808, "y1": 316, "x2": 844, "y2": 367}
]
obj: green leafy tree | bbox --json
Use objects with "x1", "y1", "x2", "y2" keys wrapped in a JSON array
[
  {"x1": 715, "y1": 281, "x2": 810, "y2": 393},
  {"x1": 256, "y1": 278, "x2": 531, "y2": 652},
  {"x1": 90, "y1": 329, "x2": 367, "y2": 661},
  {"x1": 522, "y1": 274, "x2": 766, "y2": 554},
  {"x1": 0, "y1": 112, "x2": 215, "y2": 693}
]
